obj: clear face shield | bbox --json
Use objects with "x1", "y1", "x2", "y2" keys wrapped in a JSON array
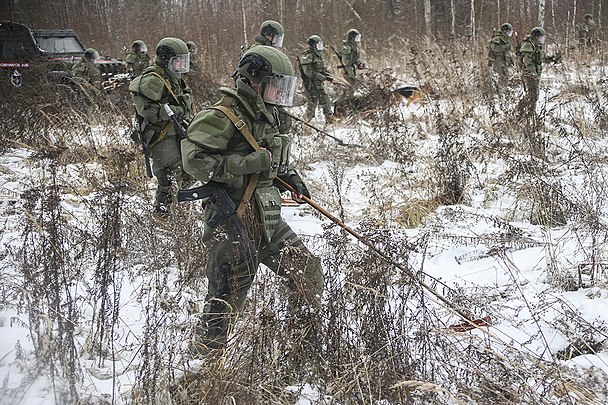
[
  {"x1": 505, "y1": 29, "x2": 514, "y2": 37},
  {"x1": 87, "y1": 51, "x2": 99, "y2": 61},
  {"x1": 261, "y1": 73, "x2": 297, "y2": 106},
  {"x1": 189, "y1": 47, "x2": 198, "y2": 56},
  {"x1": 354, "y1": 34, "x2": 362, "y2": 42},
  {"x1": 538, "y1": 35, "x2": 546, "y2": 44},
  {"x1": 316, "y1": 41, "x2": 324, "y2": 51},
  {"x1": 140, "y1": 44, "x2": 148, "y2": 53},
  {"x1": 168, "y1": 53, "x2": 190, "y2": 73},
  {"x1": 271, "y1": 33, "x2": 284, "y2": 48}
]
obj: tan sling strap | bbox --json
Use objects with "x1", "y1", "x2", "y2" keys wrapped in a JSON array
[{"x1": 210, "y1": 105, "x2": 260, "y2": 218}]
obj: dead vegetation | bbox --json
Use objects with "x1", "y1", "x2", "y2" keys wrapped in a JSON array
[{"x1": 2, "y1": 37, "x2": 608, "y2": 405}]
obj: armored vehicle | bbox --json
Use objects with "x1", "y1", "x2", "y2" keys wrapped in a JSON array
[{"x1": 0, "y1": 20, "x2": 125, "y2": 87}]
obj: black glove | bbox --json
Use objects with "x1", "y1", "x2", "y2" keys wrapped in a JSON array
[{"x1": 288, "y1": 174, "x2": 311, "y2": 203}]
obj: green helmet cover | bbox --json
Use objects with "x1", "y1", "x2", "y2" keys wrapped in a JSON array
[
  {"x1": 237, "y1": 45, "x2": 293, "y2": 84},
  {"x1": 531, "y1": 26, "x2": 546, "y2": 37},
  {"x1": 347, "y1": 28, "x2": 361, "y2": 40},
  {"x1": 308, "y1": 35, "x2": 323, "y2": 47},
  {"x1": 501, "y1": 23, "x2": 513, "y2": 32},
  {"x1": 260, "y1": 20, "x2": 284, "y2": 36}
]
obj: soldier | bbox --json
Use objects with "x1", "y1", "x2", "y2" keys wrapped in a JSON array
[
  {"x1": 182, "y1": 45, "x2": 324, "y2": 356},
  {"x1": 186, "y1": 41, "x2": 198, "y2": 73},
  {"x1": 488, "y1": 23, "x2": 514, "y2": 83},
  {"x1": 299, "y1": 35, "x2": 335, "y2": 123},
  {"x1": 336, "y1": 28, "x2": 364, "y2": 104},
  {"x1": 128, "y1": 37, "x2": 194, "y2": 214},
  {"x1": 577, "y1": 14, "x2": 599, "y2": 50},
  {"x1": 519, "y1": 27, "x2": 546, "y2": 110},
  {"x1": 72, "y1": 48, "x2": 101, "y2": 86},
  {"x1": 125, "y1": 40, "x2": 150, "y2": 78}
]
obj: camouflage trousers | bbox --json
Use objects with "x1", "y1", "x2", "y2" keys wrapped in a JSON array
[
  {"x1": 149, "y1": 136, "x2": 194, "y2": 210},
  {"x1": 335, "y1": 74, "x2": 357, "y2": 105},
  {"x1": 194, "y1": 213, "x2": 324, "y2": 351},
  {"x1": 522, "y1": 73, "x2": 540, "y2": 110},
  {"x1": 304, "y1": 85, "x2": 333, "y2": 121}
]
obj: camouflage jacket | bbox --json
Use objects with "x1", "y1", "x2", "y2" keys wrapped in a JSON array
[
  {"x1": 72, "y1": 57, "x2": 100, "y2": 84},
  {"x1": 339, "y1": 39, "x2": 360, "y2": 79},
  {"x1": 128, "y1": 65, "x2": 193, "y2": 141},
  {"x1": 126, "y1": 51, "x2": 150, "y2": 77},
  {"x1": 519, "y1": 36, "x2": 545, "y2": 77},
  {"x1": 182, "y1": 79, "x2": 296, "y2": 203},
  {"x1": 488, "y1": 32, "x2": 513, "y2": 67},
  {"x1": 299, "y1": 47, "x2": 331, "y2": 90}
]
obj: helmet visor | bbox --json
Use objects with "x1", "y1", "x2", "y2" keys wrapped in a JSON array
[
  {"x1": 272, "y1": 33, "x2": 284, "y2": 48},
  {"x1": 354, "y1": 34, "x2": 362, "y2": 42},
  {"x1": 316, "y1": 40, "x2": 324, "y2": 51},
  {"x1": 538, "y1": 35, "x2": 546, "y2": 44},
  {"x1": 261, "y1": 74, "x2": 297, "y2": 106},
  {"x1": 168, "y1": 53, "x2": 190, "y2": 73},
  {"x1": 140, "y1": 44, "x2": 148, "y2": 53}
]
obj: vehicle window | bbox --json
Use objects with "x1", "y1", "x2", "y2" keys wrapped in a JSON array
[
  {"x1": 0, "y1": 38, "x2": 30, "y2": 59},
  {"x1": 36, "y1": 36, "x2": 84, "y2": 54}
]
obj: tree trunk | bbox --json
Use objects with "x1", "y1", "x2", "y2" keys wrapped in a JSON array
[
  {"x1": 538, "y1": 0, "x2": 545, "y2": 27},
  {"x1": 450, "y1": 0, "x2": 456, "y2": 36},
  {"x1": 424, "y1": 0, "x2": 432, "y2": 38},
  {"x1": 470, "y1": 0, "x2": 476, "y2": 38}
]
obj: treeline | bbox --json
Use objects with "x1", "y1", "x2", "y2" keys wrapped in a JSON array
[{"x1": 3, "y1": 0, "x2": 605, "y2": 73}]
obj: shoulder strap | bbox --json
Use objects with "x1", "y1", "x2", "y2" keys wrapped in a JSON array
[
  {"x1": 211, "y1": 105, "x2": 260, "y2": 218},
  {"x1": 147, "y1": 71, "x2": 180, "y2": 104}
]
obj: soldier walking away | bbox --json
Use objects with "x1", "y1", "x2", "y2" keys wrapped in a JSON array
[
  {"x1": 186, "y1": 41, "x2": 198, "y2": 73},
  {"x1": 128, "y1": 37, "x2": 194, "y2": 215},
  {"x1": 336, "y1": 28, "x2": 365, "y2": 105},
  {"x1": 125, "y1": 40, "x2": 150, "y2": 78},
  {"x1": 488, "y1": 23, "x2": 515, "y2": 85},
  {"x1": 181, "y1": 45, "x2": 324, "y2": 357},
  {"x1": 72, "y1": 48, "x2": 101, "y2": 87},
  {"x1": 577, "y1": 14, "x2": 599, "y2": 51},
  {"x1": 299, "y1": 35, "x2": 336, "y2": 124}
]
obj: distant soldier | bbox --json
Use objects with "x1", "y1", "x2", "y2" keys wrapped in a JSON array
[
  {"x1": 128, "y1": 37, "x2": 193, "y2": 214},
  {"x1": 186, "y1": 41, "x2": 198, "y2": 73},
  {"x1": 577, "y1": 14, "x2": 599, "y2": 50},
  {"x1": 336, "y1": 28, "x2": 364, "y2": 104},
  {"x1": 299, "y1": 35, "x2": 335, "y2": 123},
  {"x1": 72, "y1": 48, "x2": 101, "y2": 86},
  {"x1": 488, "y1": 23, "x2": 514, "y2": 82},
  {"x1": 518, "y1": 27, "x2": 561, "y2": 111},
  {"x1": 126, "y1": 40, "x2": 150, "y2": 78}
]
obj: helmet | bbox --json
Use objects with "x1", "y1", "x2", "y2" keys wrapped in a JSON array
[
  {"x1": 259, "y1": 20, "x2": 285, "y2": 48},
  {"x1": 186, "y1": 41, "x2": 198, "y2": 55},
  {"x1": 584, "y1": 14, "x2": 593, "y2": 21},
  {"x1": 155, "y1": 37, "x2": 190, "y2": 73},
  {"x1": 501, "y1": 23, "x2": 513, "y2": 32},
  {"x1": 308, "y1": 35, "x2": 324, "y2": 51},
  {"x1": 132, "y1": 40, "x2": 148, "y2": 53},
  {"x1": 531, "y1": 27, "x2": 546, "y2": 37},
  {"x1": 84, "y1": 48, "x2": 99, "y2": 61},
  {"x1": 237, "y1": 45, "x2": 297, "y2": 106},
  {"x1": 347, "y1": 28, "x2": 361, "y2": 42}
]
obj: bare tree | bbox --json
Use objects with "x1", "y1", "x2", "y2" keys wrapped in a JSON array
[
  {"x1": 424, "y1": 0, "x2": 432, "y2": 38},
  {"x1": 539, "y1": 0, "x2": 546, "y2": 26},
  {"x1": 470, "y1": 0, "x2": 476, "y2": 37}
]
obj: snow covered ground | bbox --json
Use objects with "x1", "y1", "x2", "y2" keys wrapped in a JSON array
[{"x1": 1, "y1": 58, "x2": 608, "y2": 404}]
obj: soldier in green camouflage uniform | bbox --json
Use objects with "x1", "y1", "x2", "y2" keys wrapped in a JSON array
[
  {"x1": 577, "y1": 14, "x2": 599, "y2": 50},
  {"x1": 126, "y1": 40, "x2": 150, "y2": 78},
  {"x1": 519, "y1": 27, "x2": 546, "y2": 110},
  {"x1": 186, "y1": 41, "x2": 198, "y2": 73},
  {"x1": 336, "y1": 28, "x2": 364, "y2": 104},
  {"x1": 72, "y1": 48, "x2": 101, "y2": 86},
  {"x1": 299, "y1": 35, "x2": 335, "y2": 123},
  {"x1": 129, "y1": 37, "x2": 193, "y2": 214},
  {"x1": 488, "y1": 23, "x2": 514, "y2": 82},
  {"x1": 182, "y1": 45, "x2": 324, "y2": 354}
]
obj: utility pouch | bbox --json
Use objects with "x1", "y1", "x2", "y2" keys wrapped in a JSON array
[{"x1": 254, "y1": 186, "x2": 281, "y2": 242}]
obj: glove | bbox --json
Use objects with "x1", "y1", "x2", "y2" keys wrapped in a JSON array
[
  {"x1": 357, "y1": 61, "x2": 366, "y2": 69},
  {"x1": 225, "y1": 150, "x2": 272, "y2": 175},
  {"x1": 488, "y1": 60, "x2": 493, "y2": 67},
  {"x1": 160, "y1": 105, "x2": 184, "y2": 121},
  {"x1": 288, "y1": 174, "x2": 311, "y2": 203}
]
